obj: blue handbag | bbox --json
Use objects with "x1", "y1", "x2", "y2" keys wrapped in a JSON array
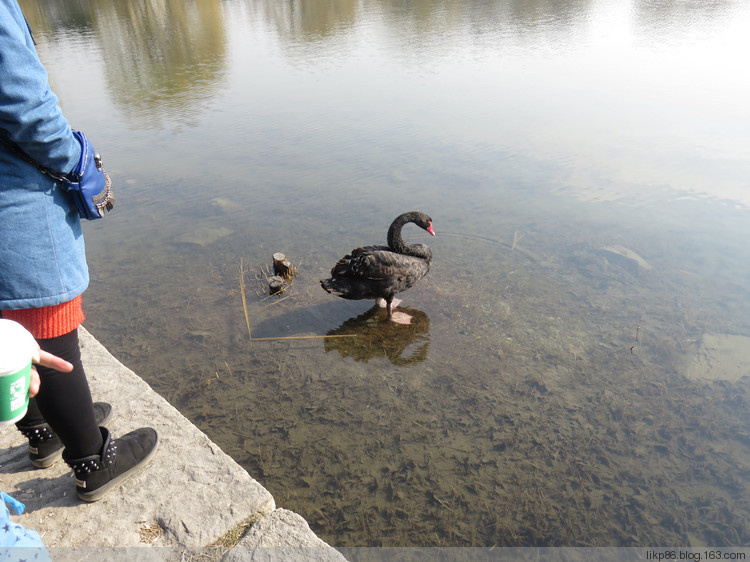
[
  {"x1": 1, "y1": 130, "x2": 113, "y2": 220},
  {"x1": 63, "y1": 131, "x2": 114, "y2": 220}
]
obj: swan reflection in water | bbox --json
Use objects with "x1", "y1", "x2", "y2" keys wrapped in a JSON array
[{"x1": 324, "y1": 304, "x2": 430, "y2": 366}]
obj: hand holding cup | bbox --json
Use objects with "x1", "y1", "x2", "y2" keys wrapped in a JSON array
[{"x1": 0, "y1": 319, "x2": 73, "y2": 422}]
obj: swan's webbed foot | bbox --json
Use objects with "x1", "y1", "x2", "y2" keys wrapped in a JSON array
[
  {"x1": 377, "y1": 297, "x2": 409, "y2": 323},
  {"x1": 389, "y1": 311, "x2": 412, "y2": 324}
]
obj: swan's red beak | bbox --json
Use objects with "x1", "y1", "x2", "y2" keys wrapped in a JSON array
[{"x1": 427, "y1": 222, "x2": 435, "y2": 236}]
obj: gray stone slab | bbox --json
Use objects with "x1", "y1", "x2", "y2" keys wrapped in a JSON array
[{"x1": 223, "y1": 508, "x2": 347, "y2": 562}]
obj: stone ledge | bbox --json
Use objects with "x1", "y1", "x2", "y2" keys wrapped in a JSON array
[{"x1": 1, "y1": 326, "x2": 341, "y2": 560}]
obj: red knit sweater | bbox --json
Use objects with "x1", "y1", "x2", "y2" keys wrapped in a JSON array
[{"x1": 2, "y1": 295, "x2": 85, "y2": 339}]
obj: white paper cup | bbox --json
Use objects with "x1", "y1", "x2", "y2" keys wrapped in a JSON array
[{"x1": 0, "y1": 319, "x2": 37, "y2": 425}]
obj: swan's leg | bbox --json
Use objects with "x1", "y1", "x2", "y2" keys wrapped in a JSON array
[{"x1": 377, "y1": 296, "x2": 402, "y2": 315}]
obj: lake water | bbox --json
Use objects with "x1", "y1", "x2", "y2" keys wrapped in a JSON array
[{"x1": 19, "y1": 0, "x2": 750, "y2": 547}]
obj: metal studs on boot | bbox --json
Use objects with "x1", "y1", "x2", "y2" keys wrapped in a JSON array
[
  {"x1": 16, "y1": 402, "x2": 113, "y2": 469},
  {"x1": 16, "y1": 423, "x2": 60, "y2": 468},
  {"x1": 63, "y1": 425, "x2": 158, "y2": 502}
]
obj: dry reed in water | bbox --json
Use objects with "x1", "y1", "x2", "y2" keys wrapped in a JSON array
[{"x1": 239, "y1": 258, "x2": 251, "y2": 341}]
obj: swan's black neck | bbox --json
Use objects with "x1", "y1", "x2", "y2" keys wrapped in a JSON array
[{"x1": 387, "y1": 212, "x2": 432, "y2": 259}]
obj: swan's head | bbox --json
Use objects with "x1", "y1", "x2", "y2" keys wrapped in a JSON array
[{"x1": 412, "y1": 212, "x2": 435, "y2": 236}]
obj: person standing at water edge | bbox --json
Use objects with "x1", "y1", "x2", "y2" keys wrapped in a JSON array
[{"x1": 0, "y1": 0, "x2": 158, "y2": 501}]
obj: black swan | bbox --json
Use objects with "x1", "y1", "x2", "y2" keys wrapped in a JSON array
[{"x1": 320, "y1": 211, "x2": 435, "y2": 321}]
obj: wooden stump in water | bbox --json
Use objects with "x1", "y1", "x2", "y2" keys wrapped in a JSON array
[
  {"x1": 268, "y1": 275, "x2": 284, "y2": 295},
  {"x1": 273, "y1": 252, "x2": 297, "y2": 280},
  {"x1": 272, "y1": 253, "x2": 286, "y2": 273}
]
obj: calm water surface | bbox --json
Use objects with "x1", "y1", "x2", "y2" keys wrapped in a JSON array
[{"x1": 21, "y1": 0, "x2": 750, "y2": 547}]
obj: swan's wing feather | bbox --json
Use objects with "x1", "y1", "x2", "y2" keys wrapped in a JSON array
[{"x1": 331, "y1": 246, "x2": 424, "y2": 280}]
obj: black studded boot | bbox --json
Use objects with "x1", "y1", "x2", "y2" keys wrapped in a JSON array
[
  {"x1": 16, "y1": 402, "x2": 113, "y2": 469},
  {"x1": 63, "y1": 426, "x2": 158, "y2": 502}
]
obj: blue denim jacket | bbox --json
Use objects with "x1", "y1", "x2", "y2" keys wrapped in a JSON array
[{"x1": 0, "y1": 0, "x2": 89, "y2": 309}]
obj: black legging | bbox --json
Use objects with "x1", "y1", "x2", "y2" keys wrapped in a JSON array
[{"x1": 20, "y1": 329, "x2": 103, "y2": 459}]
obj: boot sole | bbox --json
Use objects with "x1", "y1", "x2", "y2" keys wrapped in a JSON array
[
  {"x1": 77, "y1": 434, "x2": 159, "y2": 502},
  {"x1": 30, "y1": 406, "x2": 114, "y2": 469}
]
